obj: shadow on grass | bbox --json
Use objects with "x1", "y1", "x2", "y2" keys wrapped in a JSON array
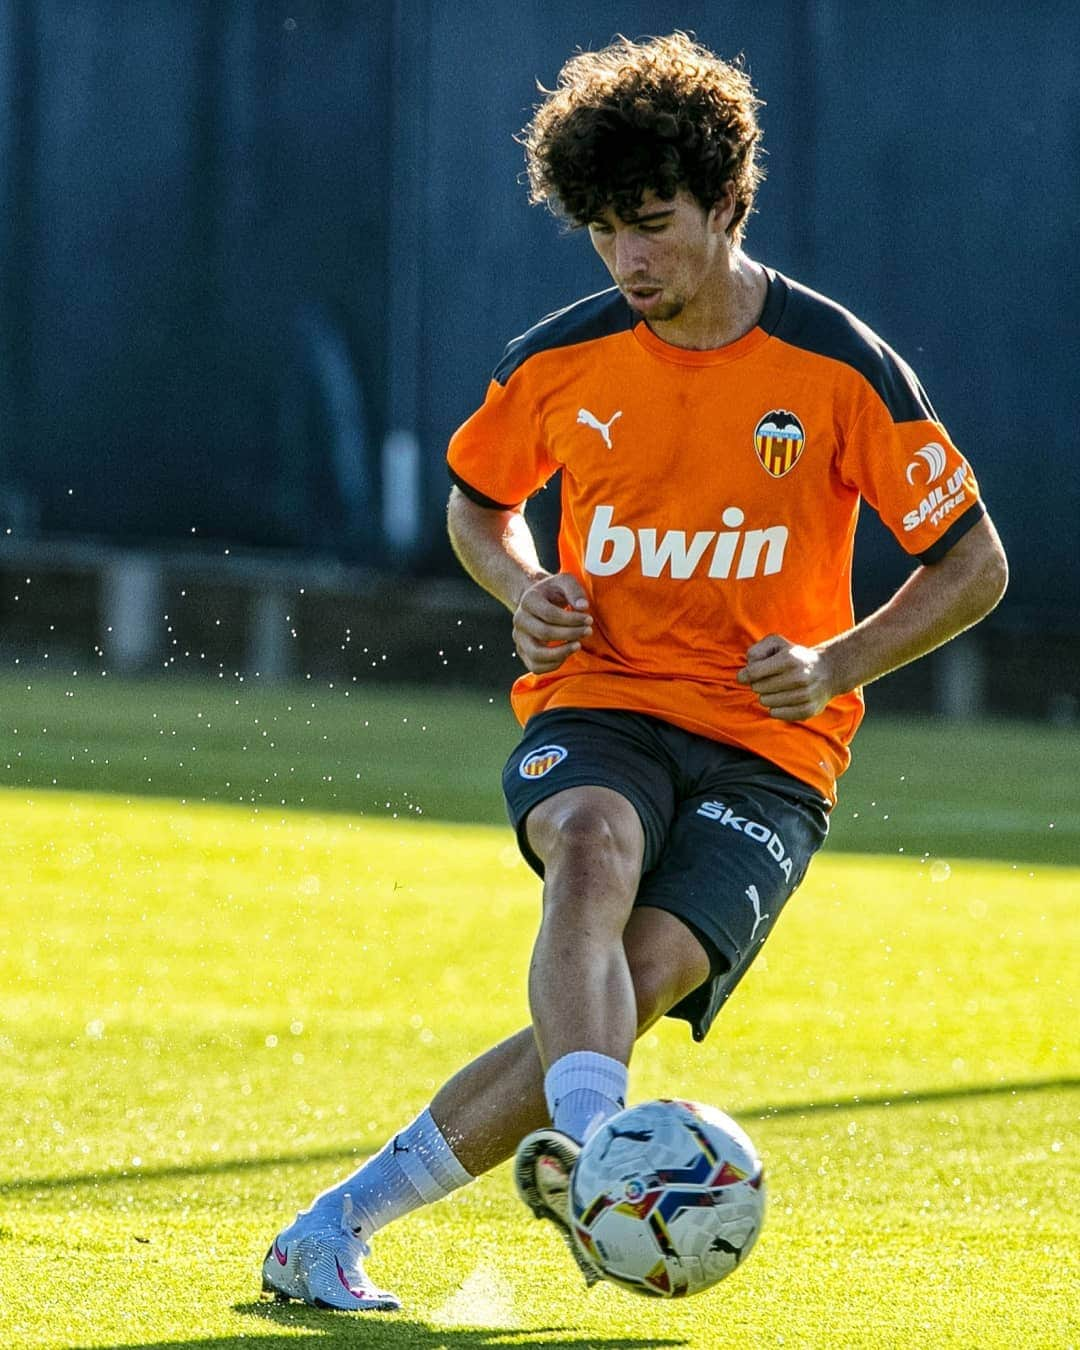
[
  {"x1": 81, "y1": 1299, "x2": 689, "y2": 1349},
  {"x1": 747, "y1": 1074, "x2": 1080, "y2": 1120},
  {"x1": 6, "y1": 1075, "x2": 1076, "y2": 1198}
]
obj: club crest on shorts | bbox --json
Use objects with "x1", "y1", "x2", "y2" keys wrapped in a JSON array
[
  {"x1": 754, "y1": 410, "x2": 806, "y2": 478},
  {"x1": 519, "y1": 744, "x2": 568, "y2": 779}
]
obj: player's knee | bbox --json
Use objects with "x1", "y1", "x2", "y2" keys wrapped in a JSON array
[{"x1": 528, "y1": 795, "x2": 641, "y2": 896}]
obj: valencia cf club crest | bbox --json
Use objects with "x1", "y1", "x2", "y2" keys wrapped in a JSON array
[
  {"x1": 519, "y1": 745, "x2": 568, "y2": 779},
  {"x1": 754, "y1": 410, "x2": 806, "y2": 478}
]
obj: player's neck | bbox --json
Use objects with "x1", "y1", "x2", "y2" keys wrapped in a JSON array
[{"x1": 647, "y1": 251, "x2": 767, "y2": 352}]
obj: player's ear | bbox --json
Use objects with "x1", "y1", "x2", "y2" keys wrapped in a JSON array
[{"x1": 709, "y1": 181, "x2": 737, "y2": 235}]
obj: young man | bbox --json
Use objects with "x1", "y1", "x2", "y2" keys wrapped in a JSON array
[{"x1": 261, "y1": 33, "x2": 1007, "y2": 1311}]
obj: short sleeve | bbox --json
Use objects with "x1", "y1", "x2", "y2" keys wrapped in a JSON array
[
  {"x1": 447, "y1": 367, "x2": 558, "y2": 510},
  {"x1": 838, "y1": 380, "x2": 984, "y2": 564}
]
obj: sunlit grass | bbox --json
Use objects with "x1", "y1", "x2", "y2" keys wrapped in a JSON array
[
  {"x1": 0, "y1": 673, "x2": 1076, "y2": 863},
  {"x1": 1, "y1": 789, "x2": 1075, "y2": 1348}
]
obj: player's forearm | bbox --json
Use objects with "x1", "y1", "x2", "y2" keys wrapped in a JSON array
[
  {"x1": 822, "y1": 515, "x2": 1008, "y2": 695},
  {"x1": 446, "y1": 487, "x2": 549, "y2": 613}
]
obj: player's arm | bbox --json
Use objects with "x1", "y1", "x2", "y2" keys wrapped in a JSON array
[
  {"x1": 446, "y1": 486, "x2": 593, "y2": 674},
  {"x1": 738, "y1": 513, "x2": 1008, "y2": 721}
]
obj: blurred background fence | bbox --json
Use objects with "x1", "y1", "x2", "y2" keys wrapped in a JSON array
[{"x1": 0, "y1": 0, "x2": 1077, "y2": 716}]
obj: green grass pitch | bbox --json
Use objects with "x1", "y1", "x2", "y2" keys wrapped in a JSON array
[{"x1": 0, "y1": 676, "x2": 1076, "y2": 1348}]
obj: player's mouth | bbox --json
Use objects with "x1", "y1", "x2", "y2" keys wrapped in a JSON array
[{"x1": 624, "y1": 284, "x2": 665, "y2": 313}]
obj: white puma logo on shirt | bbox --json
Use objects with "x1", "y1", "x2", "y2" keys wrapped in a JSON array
[{"x1": 577, "y1": 407, "x2": 622, "y2": 448}]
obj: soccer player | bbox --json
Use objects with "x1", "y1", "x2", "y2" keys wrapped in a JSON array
[{"x1": 261, "y1": 33, "x2": 1007, "y2": 1310}]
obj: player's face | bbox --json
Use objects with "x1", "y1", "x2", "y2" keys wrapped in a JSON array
[{"x1": 587, "y1": 187, "x2": 733, "y2": 321}]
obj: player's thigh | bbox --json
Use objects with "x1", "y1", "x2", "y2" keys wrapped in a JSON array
[{"x1": 623, "y1": 905, "x2": 713, "y2": 1031}]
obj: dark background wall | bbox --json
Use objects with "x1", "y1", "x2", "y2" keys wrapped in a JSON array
[{"x1": 0, "y1": 0, "x2": 1076, "y2": 629}]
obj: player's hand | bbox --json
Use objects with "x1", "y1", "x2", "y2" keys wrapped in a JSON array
[
  {"x1": 512, "y1": 573, "x2": 593, "y2": 674},
  {"x1": 737, "y1": 633, "x2": 838, "y2": 721}
]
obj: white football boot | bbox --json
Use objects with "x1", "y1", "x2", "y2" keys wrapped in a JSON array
[
  {"x1": 514, "y1": 1128, "x2": 601, "y2": 1287},
  {"x1": 261, "y1": 1194, "x2": 401, "y2": 1311}
]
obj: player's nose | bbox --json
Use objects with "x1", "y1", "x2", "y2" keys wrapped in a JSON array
[{"x1": 614, "y1": 231, "x2": 651, "y2": 279}]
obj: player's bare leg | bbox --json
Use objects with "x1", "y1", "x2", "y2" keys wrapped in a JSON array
[
  {"x1": 437, "y1": 902, "x2": 709, "y2": 1279},
  {"x1": 430, "y1": 906, "x2": 711, "y2": 1173},
  {"x1": 262, "y1": 906, "x2": 709, "y2": 1308},
  {"x1": 508, "y1": 788, "x2": 666, "y2": 1266},
  {"x1": 500, "y1": 785, "x2": 647, "y2": 1264},
  {"x1": 523, "y1": 785, "x2": 646, "y2": 1072}
]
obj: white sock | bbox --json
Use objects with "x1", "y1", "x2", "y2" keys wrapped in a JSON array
[
  {"x1": 545, "y1": 1051, "x2": 628, "y2": 1145},
  {"x1": 298, "y1": 1107, "x2": 473, "y2": 1238}
]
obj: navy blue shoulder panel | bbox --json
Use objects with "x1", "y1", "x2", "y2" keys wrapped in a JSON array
[
  {"x1": 763, "y1": 269, "x2": 938, "y2": 424},
  {"x1": 493, "y1": 287, "x2": 635, "y2": 386}
]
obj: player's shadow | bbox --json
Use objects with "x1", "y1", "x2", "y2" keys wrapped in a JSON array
[
  {"x1": 747, "y1": 1073, "x2": 1080, "y2": 1120},
  {"x1": 4, "y1": 1073, "x2": 1075, "y2": 1199},
  {"x1": 237, "y1": 1300, "x2": 687, "y2": 1347},
  {"x1": 84, "y1": 1300, "x2": 690, "y2": 1349}
]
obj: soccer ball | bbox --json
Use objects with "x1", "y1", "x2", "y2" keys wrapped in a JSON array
[{"x1": 569, "y1": 1098, "x2": 765, "y2": 1298}]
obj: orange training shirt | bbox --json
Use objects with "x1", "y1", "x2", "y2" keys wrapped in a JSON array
[{"x1": 447, "y1": 269, "x2": 984, "y2": 805}]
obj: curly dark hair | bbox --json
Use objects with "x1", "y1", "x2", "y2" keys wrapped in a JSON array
[{"x1": 521, "y1": 33, "x2": 765, "y2": 242}]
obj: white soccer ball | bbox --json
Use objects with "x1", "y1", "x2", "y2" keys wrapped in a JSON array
[{"x1": 569, "y1": 1098, "x2": 766, "y2": 1298}]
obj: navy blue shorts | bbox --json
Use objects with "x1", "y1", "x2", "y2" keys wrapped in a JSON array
[{"x1": 503, "y1": 708, "x2": 830, "y2": 1041}]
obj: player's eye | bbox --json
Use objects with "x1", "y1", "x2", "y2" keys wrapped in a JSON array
[{"x1": 637, "y1": 221, "x2": 667, "y2": 233}]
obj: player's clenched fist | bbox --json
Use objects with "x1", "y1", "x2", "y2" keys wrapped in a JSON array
[
  {"x1": 512, "y1": 573, "x2": 593, "y2": 673},
  {"x1": 737, "y1": 633, "x2": 838, "y2": 722}
]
